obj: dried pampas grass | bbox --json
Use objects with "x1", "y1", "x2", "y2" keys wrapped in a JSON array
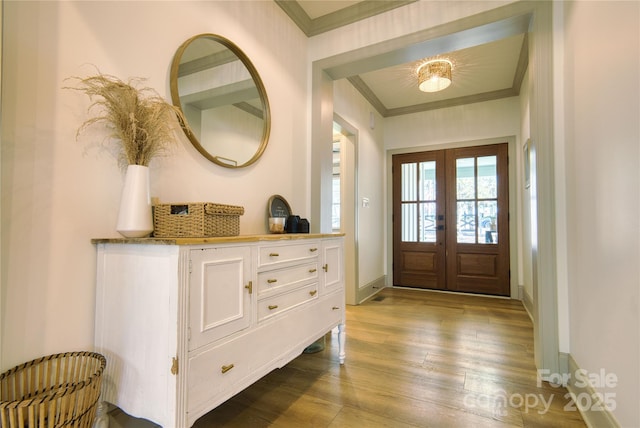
[{"x1": 66, "y1": 72, "x2": 184, "y2": 169}]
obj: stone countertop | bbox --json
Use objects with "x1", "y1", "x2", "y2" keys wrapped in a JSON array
[{"x1": 92, "y1": 233, "x2": 344, "y2": 245}]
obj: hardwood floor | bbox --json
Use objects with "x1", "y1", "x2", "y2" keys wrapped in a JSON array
[
  {"x1": 191, "y1": 287, "x2": 586, "y2": 427},
  {"x1": 110, "y1": 287, "x2": 586, "y2": 427}
]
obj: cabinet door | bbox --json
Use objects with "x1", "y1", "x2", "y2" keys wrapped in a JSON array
[
  {"x1": 189, "y1": 246, "x2": 252, "y2": 351},
  {"x1": 321, "y1": 239, "x2": 343, "y2": 294}
]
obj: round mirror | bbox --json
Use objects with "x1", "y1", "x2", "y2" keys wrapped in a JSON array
[{"x1": 170, "y1": 34, "x2": 271, "y2": 168}]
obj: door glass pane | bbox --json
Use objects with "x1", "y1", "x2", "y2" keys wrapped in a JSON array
[
  {"x1": 401, "y1": 163, "x2": 417, "y2": 202},
  {"x1": 457, "y1": 201, "x2": 476, "y2": 243},
  {"x1": 419, "y1": 161, "x2": 436, "y2": 201},
  {"x1": 402, "y1": 203, "x2": 417, "y2": 242},
  {"x1": 420, "y1": 202, "x2": 436, "y2": 242},
  {"x1": 477, "y1": 156, "x2": 497, "y2": 199},
  {"x1": 456, "y1": 158, "x2": 475, "y2": 199},
  {"x1": 456, "y1": 155, "x2": 499, "y2": 245},
  {"x1": 478, "y1": 200, "x2": 498, "y2": 244}
]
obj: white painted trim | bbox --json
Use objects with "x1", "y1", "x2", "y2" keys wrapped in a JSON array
[
  {"x1": 528, "y1": 0, "x2": 561, "y2": 376},
  {"x1": 567, "y1": 354, "x2": 621, "y2": 428},
  {"x1": 333, "y1": 114, "x2": 360, "y2": 306},
  {"x1": 522, "y1": 286, "x2": 534, "y2": 323},
  {"x1": 357, "y1": 275, "x2": 386, "y2": 305},
  {"x1": 552, "y1": 0, "x2": 570, "y2": 356}
]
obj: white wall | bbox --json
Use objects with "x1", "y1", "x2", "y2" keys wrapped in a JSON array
[
  {"x1": 563, "y1": 2, "x2": 639, "y2": 426},
  {"x1": 384, "y1": 97, "x2": 520, "y2": 150},
  {"x1": 1, "y1": 0, "x2": 308, "y2": 369}
]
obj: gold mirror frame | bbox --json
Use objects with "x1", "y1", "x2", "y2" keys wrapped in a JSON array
[{"x1": 170, "y1": 33, "x2": 271, "y2": 168}]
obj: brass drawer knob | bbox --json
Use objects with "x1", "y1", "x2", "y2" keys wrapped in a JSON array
[
  {"x1": 268, "y1": 305, "x2": 279, "y2": 310},
  {"x1": 269, "y1": 253, "x2": 279, "y2": 257},
  {"x1": 309, "y1": 248, "x2": 318, "y2": 252},
  {"x1": 221, "y1": 364, "x2": 234, "y2": 374},
  {"x1": 309, "y1": 290, "x2": 317, "y2": 296},
  {"x1": 267, "y1": 279, "x2": 278, "y2": 284},
  {"x1": 309, "y1": 268, "x2": 317, "y2": 273}
]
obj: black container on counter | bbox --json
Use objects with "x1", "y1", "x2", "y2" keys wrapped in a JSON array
[{"x1": 286, "y1": 215, "x2": 300, "y2": 233}]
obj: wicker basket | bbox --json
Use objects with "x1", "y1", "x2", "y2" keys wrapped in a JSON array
[
  {"x1": 153, "y1": 202, "x2": 244, "y2": 238},
  {"x1": 0, "y1": 351, "x2": 106, "y2": 428}
]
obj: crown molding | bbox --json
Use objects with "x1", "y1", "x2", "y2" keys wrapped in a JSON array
[
  {"x1": 346, "y1": 75, "x2": 389, "y2": 117},
  {"x1": 275, "y1": 0, "x2": 417, "y2": 37}
]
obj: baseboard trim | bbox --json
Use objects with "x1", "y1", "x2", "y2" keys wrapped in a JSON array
[
  {"x1": 566, "y1": 353, "x2": 620, "y2": 428},
  {"x1": 522, "y1": 288, "x2": 534, "y2": 322},
  {"x1": 357, "y1": 276, "x2": 386, "y2": 304}
]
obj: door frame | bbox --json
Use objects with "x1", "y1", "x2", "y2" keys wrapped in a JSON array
[
  {"x1": 387, "y1": 136, "x2": 519, "y2": 299},
  {"x1": 333, "y1": 114, "x2": 360, "y2": 305}
]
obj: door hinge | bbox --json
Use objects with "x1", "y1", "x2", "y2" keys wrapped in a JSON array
[{"x1": 171, "y1": 357, "x2": 179, "y2": 375}]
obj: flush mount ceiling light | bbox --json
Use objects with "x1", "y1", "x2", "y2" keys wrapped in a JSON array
[{"x1": 417, "y1": 59, "x2": 453, "y2": 93}]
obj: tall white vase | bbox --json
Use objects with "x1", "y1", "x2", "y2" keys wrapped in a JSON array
[{"x1": 116, "y1": 164, "x2": 153, "y2": 238}]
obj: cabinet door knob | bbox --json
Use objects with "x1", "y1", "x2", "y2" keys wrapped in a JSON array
[
  {"x1": 268, "y1": 305, "x2": 279, "y2": 310},
  {"x1": 309, "y1": 290, "x2": 317, "y2": 296},
  {"x1": 267, "y1": 279, "x2": 278, "y2": 284},
  {"x1": 221, "y1": 364, "x2": 235, "y2": 374},
  {"x1": 323, "y1": 264, "x2": 329, "y2": 272},
  {"x1": 269, "y1": 252, "x2": 279, "y2": 257},
  {"x1": 244, "y1": 281, "x2": 253, "y2": 294}
]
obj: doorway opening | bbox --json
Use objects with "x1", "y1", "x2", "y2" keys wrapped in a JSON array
[{"x1": 393, "y1": 143, "x2": 510, "y2": 296}]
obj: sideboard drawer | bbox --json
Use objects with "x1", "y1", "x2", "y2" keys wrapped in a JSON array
[
  {"x1": 257, "y1": 261, "x2": 318, "y2": 297},
  {"x1": 257, "y1": 241, "x2": 320, "y2": 269},
  {"x1": 258, "y1": 283, "x2": 318, "y2": 322},
  {"x1": 187, "y1": 333, "x2": 252, "y2": 415}
]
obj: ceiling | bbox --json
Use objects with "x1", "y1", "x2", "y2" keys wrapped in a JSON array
[{"x1": 275, "y1": 0, "x2": 529, "y2": 118}]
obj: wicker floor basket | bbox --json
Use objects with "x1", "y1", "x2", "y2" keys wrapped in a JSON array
[
  {"x1": 153, "y1": 202, "x2": 244, "y2": 238},
  {"x1": 0, "y1": 351, "x2": 106, "y2": 428}
]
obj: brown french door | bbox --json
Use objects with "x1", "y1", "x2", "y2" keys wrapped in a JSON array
[{"x1": 392, "y1": 143, "x2": 510, "y2": 296}]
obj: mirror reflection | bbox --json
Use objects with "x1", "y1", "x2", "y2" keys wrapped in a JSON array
[{"x1": 170, "y1": 34, "x2": 270, "y2": 168}]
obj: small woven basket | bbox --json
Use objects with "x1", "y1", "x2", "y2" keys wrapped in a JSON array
[
  {"x1": 0, "y1": 351, "x2": 106, "y2": 428},
  {"x1": 153, "y1": 202, "x2": 244, "y2": 238}
]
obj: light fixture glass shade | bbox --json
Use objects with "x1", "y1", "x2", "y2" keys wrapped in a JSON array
[{"x1": 417, "y1": 60, "x2": 452, "y2": 92}]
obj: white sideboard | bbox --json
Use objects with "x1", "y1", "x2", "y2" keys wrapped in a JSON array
[{"x1": 93, "y1": 234, "x2": 345, "y2": 428}]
